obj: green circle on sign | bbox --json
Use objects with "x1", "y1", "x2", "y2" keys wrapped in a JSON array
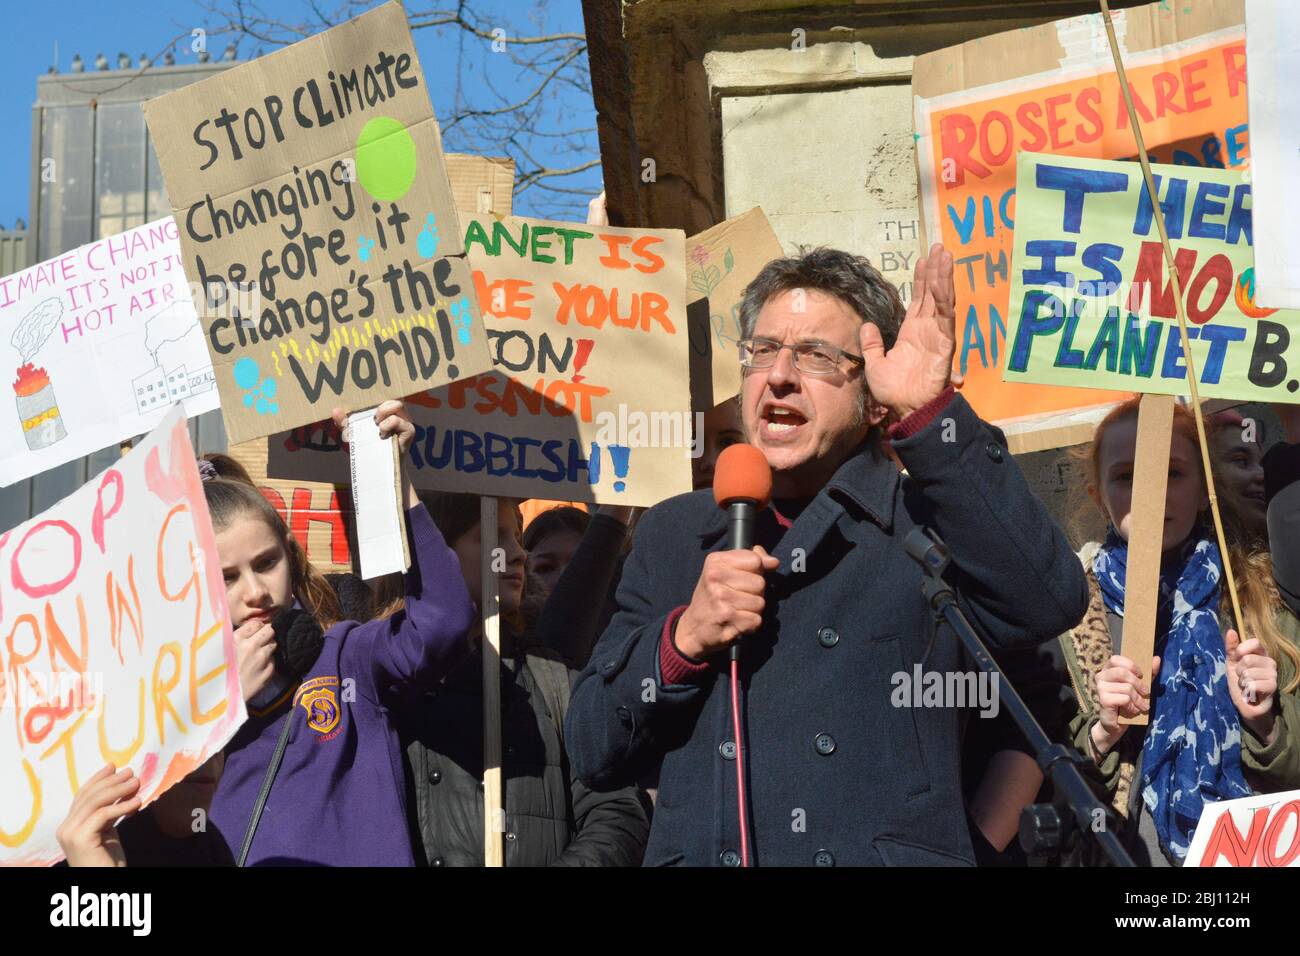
[{"x1": 355, "y1": 117, "x2": 417, "y2": 202}]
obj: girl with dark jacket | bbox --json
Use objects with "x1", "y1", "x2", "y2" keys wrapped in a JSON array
[{"x1": 395, "y1": 492, "x2": 648, "y2": 866}]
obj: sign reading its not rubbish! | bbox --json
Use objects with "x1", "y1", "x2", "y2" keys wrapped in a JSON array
[{"x1": 268, "y1": 214, "x2": 693, "y2": 508}]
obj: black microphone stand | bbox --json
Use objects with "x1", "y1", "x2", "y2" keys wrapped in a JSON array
[{"x1": 903, "y1": 527, "x2": 1134, "y2": 867}]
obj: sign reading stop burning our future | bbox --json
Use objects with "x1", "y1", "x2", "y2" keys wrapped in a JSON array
[
  {"x1": 268, "y1": 214, "x2": 692, "y2": 508},
  {"x1": 1004, "y1": 152, "x2": 1300, "y2": 400},
  {"x1": 141, "y1": 1, "x2": 491, "y2": 445},
  {"x1": 0, "y1": 405, "x2": 241, "y2": 866}
]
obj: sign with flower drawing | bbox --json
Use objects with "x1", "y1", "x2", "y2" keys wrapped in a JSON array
[{"x1": 685, "y1": 207, "x2": 784, "y2": 409}]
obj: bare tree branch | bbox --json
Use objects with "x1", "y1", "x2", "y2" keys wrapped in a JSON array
[
  {"x1": 45, "y1": 30, "x2": 197, "y2": 97},
  {"x1": 200, "y1": 0, "x2": 600, "y2": 218},
  {"x1": 407, "y1": 13, "x2": 585, "y2": 44},
  {"x1": 444, "y1": 45, "x2": 585, "y2": 130},
  {"x1": 515, "y1": 158, "x2": 601, "y2": 191}
]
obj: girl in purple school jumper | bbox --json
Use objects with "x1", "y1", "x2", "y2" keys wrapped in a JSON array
[{"x1": 204, "y1": 399, "x2": 474, "y2": 866}]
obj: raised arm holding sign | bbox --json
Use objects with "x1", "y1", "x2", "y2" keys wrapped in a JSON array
[{"x1": 204, "y1": 397, "x2": 476, "y2": 866}]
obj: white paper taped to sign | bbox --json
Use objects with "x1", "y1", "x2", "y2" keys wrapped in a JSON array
[{"x1": 347, "y1": 408, "x2": 409, "y2": 579}]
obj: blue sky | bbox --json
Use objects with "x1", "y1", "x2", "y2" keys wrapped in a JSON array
[{"x1": 0, "y1": 0, "x2": 599, "y2": 229}]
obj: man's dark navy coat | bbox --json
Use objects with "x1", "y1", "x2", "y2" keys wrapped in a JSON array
[{"x1": 565, "y1": 394, "x2": 1089, "y2": 866}]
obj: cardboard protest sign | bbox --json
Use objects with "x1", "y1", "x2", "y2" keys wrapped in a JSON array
[
  {"x1": 0, "y1": 405, "x2": 241, "y2": 865},
  {"x1": 1244, "y1": 0, "x2": 1300, "y2": 309},
  {"x1": 227, "y1": 437, "x2": 357, "y2": 574},
  {"x1": 685, "y1": 207, "x2": 784, "y2": 410},
  {"x1": 1004, "y1": 152, "x2": 1295, "y2": 400},
  {"x1": 1186, "y1": 788, "x2": 1300, "y2": 866},
  {"x1": 225, "y1": 152, "x2": 516, "y2": 573},
  {"x1": 0, "y1": 219, "x2": 217, "y2": 487},
  {"x1": 268, "y1": 215, "x2": 692, "y2": 508},
  {"x1": 914, "y1": 0, "x2": 1251, "y2": 448},
  {"x1": 142, "y1": 1, "x2": 492, "y2": 447},
  {"x1": 444, "y1": 154, "x2": 515, "y2": 217}
]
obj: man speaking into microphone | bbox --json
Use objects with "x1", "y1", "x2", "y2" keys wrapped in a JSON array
[{"x1": 566, "y1": 245, "x2": 1088, "y2": 866}]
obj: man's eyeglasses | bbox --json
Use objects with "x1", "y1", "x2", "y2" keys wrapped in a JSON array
[{"x1": 738, "y1": 337, "x2": 865, "y2": 376}]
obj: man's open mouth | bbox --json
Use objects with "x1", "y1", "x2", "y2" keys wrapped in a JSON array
[{"x1": 761, "y1": 403, "x2": 808, "y2": 441}]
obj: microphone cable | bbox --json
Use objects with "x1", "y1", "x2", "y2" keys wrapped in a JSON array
[{"x1": 730, "y1": 648, "x2": 751, "y2": 866}]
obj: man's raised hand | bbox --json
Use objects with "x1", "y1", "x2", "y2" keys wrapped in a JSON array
[{"x1": 859, "y1": 243, "x2": 956, "y2": 421}]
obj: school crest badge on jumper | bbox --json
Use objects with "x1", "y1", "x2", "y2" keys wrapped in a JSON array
[{"x1": 294, "y1": 676, "x2": 341, "y2": 735}]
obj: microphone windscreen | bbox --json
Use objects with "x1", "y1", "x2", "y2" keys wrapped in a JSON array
[
  {"x1": 271, "y1": 606, "x2": 325, "y2": 680},
  {"x1": 713, "y1": 443, "x2": 772, "y2": 510}
]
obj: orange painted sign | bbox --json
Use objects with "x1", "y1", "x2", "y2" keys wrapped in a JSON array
[
  {"x1": 268, "y1": 215, "x2": 693, "y2": 508},
  {"x1": 914, "y1": 0, "x2": 1249, "y2": 443}
]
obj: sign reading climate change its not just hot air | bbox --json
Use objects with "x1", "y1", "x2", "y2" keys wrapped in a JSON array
[
  {"x1": 142, "y1": 1, "x2": 492, "y2": 445},
  {"x1": 0, "y1": 219, "x2": 218, "y2": 487},
  {"x1": 1004, "y1": 152, "x2": 1300, "y2": 401}
]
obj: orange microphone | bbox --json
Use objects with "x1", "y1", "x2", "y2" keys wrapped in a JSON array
[
  {"x1": 713, "y1": 443, "x2": 772, "y2": 553},
  {"x1": 712, "y1": 443, "x2": 770, "y2": 869}
]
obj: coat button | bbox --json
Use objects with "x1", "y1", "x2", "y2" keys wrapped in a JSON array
[
  {"x1": 985, "y1": 442, "x2": 1003, "y2": 462},
  {"x1": 431, "y1": 856, "x2": 445, "y2": 867},
  {"x1": 428, "y1": 769, "x2": 442, "y2": 784},
  {"x1": 719, "y1": 740, "x2": 737, "y2": 760},
  {"x1": 814, "y1": 849, "x2": 835, "y2": 867},
  {"x1": 720, "y1": 849, "x2": 741, "y2": 867},
  {"x1": 814, "y1": 733, "x2": 836, "y2": 756},
  {"x1": 505, "y1": 832, "x2": 516, "y2": 842},
  {"x1": 817, "y1": 626, "x2": 839, "y2": 648}
]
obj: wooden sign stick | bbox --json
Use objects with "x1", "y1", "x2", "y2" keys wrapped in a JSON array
[
  {"x1": 1099, "y1": 1, "x2": 1246, "y2": 722},
  {"x1": 1121, "y1": 395, "x2": 1175, "y2": 726},
  {"x1": 480, "y1": 495, "x2": 504, "y2": 866}
]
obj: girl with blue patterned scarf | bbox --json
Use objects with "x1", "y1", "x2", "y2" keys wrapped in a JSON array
[{"x1": 1062, "y1": 399, "x2": 1300, "y2": 866}]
